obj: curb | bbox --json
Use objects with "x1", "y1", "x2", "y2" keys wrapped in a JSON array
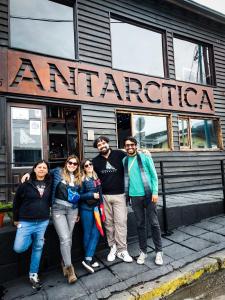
[{"x1": 109, "y1": 249, "x2": 225, "y2": 300}]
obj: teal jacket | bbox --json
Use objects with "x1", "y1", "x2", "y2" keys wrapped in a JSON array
[{"x1": 123, "y1": 152, "x2": 158, "y2": 197}]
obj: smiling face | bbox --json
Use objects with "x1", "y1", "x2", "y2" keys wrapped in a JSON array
[
  {"x1": 34, "y1": 162, "x2": 48, "y2": 180},
  {"x1": 96, "y1": 140, "x2": 110, "y2": 155},
  {"x1": 83, "y1": 160, "x2": 93, "y2": 175},
  {"x1": 66, "y1": 158, "x2": 79, "y2": 172},
  {"x1": 124, "y1": 140, "x2": 137, "y2": 156}
]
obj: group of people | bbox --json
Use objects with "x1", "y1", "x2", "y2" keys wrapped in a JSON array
[{"x1": 13, "y1": 136, "x2": 163, "y2": 290}]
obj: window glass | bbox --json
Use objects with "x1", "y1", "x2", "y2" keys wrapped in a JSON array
[
  {"x1": 133, "y1": 115, "x2": 168, "y2": 149},
  {"x1": 10, "y1": 0, "x2": 75, "y2": 59},
  {"x1": 11, "y1": 107, "x2": 43, "y2": 167},
  {"x1": 174, "y1": 38, "x2": 211, "y2": 85},
  {"x1": 178, "y1": 118, "x2": 189, "y2": 148},
  {"x1": 110, "y1": 18, "x2": 164, "y2": 77},
  {"x1": 191, "y1": 119, "x2": 218, "y2": 149}
]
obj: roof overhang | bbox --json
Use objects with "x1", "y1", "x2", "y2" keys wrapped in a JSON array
[{"x1": 166, "y1": 0, "x2": 225, "y2": 26}]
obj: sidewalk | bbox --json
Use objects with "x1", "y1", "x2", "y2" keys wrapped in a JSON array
[{"x1": 2, "y1": 214, "x2": 225, "y2": 300}]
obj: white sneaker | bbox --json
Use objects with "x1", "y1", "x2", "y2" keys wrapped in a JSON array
[
  {"x1": 29, "y1": 273, "x2": 42, "y2": 290},
  {"x1": 137, "y1": 251, "x2": 147, "y2": 265},
  {"x1": 117, "y1": 250, "x2": 133, "y2": 262},
  {"x1": 155, "y1": 251, "x2": 163, "y2": 265},
  {"x1": 107, "y1": 244, "x2": 117, "y2": 262}
]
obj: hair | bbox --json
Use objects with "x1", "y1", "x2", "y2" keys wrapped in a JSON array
[
  {"x1": 81, "y1": 158, "x2": 98, "y2": 181},
  {"x1": 123, "y1": 136, "x2": 138, "y2": 146},
  {"x1": 61, "y1": 155, "x2": 82, "y2": 185},
  {"x1": 30, "y1": 159, "x2": 50, "y2": 181},
  {"x1": 93, "y1": 136, "x2": 110, "y2": 148}
]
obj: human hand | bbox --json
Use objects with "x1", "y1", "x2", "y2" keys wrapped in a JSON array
[
  {"x1": 14, "y1": 221, "x2": 19, "y2": 227},
  {"x1": 21, "y1": 173, "x2": 30, "y2": 183},
  {"x1": 75, "y1": 216, "x2": 80, "y2": 223},
  {"x1": 138, "y1": 148, "x2": 151, "y2": 156},
  {"x1": 152, "y1": 195, "x2": 158, "y2": 203},
  {"x1": 94, "y1": 192, "x2": 100, "y2": 199}
]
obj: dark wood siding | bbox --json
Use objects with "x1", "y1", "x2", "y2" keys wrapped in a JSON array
[
  {"x1": 0, "y1": 0, "x2": 8, "y2": 47},
  {"x1": 77, "y1": 0, "x2": 225, "y2": 149},
  {"x1": 82, "y1": 104, "x2": 117, "y2": 158},
  {"x1": 0, "y1": 98, "x2": 7, "y2": 202},
  {"x1": 78, "y1": 0, "x2": 225, "y2": 195}
]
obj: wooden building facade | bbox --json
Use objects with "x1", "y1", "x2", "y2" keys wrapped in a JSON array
[{"x1": 0, "y1": 0, "x2": 225, "y2": 201}]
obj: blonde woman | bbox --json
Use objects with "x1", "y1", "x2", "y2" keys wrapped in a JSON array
[
  {"x1": 80, "y1": 159, "x2": 105, "y2": 273},
  {"x1": 51, "y1": 155, "x2": 81, "y2": 283}
]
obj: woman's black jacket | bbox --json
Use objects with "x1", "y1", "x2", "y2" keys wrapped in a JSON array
[{"x1": 13, "y1": 177, "x2": 52, "y2": 222}]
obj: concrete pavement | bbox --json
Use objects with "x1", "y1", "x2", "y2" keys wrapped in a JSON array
[{"x1": 2, "y1": 214, "x2": 225, "y2": 300}]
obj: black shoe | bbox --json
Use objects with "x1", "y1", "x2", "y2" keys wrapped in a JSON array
[
  {"x1": 29, "y1": 274, "x2": 42, "y2": 291},
  {"x1": 82, "y1": 260, "x2": 94, "y2": 273}
]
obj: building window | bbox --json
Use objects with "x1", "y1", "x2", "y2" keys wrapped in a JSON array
[
  {"x1": 174, "y1": 37, "x2": 213, "y2": 85},
  {"x1": 110, "y1": 18, "x2": 164, "y2": 77},
  {"x1": 178, "y1": 117, "x2": 221, "y2": 150},
  {"x1": 10, "y1": 0, "x2": 75, "y2": 59},
  {"x1": 117, "y1": 112, "x2": 171, "y2": 150},
  {"x1": 11, "y1": 107, "x2": 43, "y2": 167}
]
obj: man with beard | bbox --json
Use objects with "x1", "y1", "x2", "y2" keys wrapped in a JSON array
[
  {"x1": 92, "y1": 136, "x2": 133, "y2": 263},
  {"x1": 123, "y1": 136, "x2": 163, "y2": 266}
]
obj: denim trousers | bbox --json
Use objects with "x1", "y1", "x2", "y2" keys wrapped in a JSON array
[
  {"x1": 13, "y1": 220, "x2": 49, "y2": 274},
  {"x1": 131, "y1": 196, "x2": 162, "y2": 253},
  {"x1": 80, "y1": 208, "x2": 100, "y2": 259},
  {"x1": 52, "y1": 203, "x2": 78, "y2": 266}
]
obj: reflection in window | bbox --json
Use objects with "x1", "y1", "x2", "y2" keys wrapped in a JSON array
[
  {"x1": 11, "y1": 107, "x2": 43, "y2": 167},
  {"x1": 178, "y1": 118, "x2": 189, "y2": 148},
  {"x1": 10, "y1": 0, "x2": 75, "y2": 59},
  {"x1": 174, "y1": 38, "x2": 212, "y2": 85},
  {"x1": 178, "y1": 117, "x2": 219, "y2": 149},
  {"x1": 110, "y1": 18, "x2": 164, "y2": 77},
  {"x1": 191, "y1": 119, "x2": 218, "y2": 149},
  {"x1": 133, "y1": 115, "x2": 168, "y2": 149}
]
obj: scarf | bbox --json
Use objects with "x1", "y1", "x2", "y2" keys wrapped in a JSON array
[{"x1": 124, "y1": 153, "x2": 152, "y2": 202}]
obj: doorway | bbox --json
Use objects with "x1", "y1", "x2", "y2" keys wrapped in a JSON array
[{"x1": 47, "y1": 106, "x2": 81, "y2": 167}]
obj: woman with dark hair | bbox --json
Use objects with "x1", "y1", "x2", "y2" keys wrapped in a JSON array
[
  {"x1": 80, "y1": 159, "x2": 105, "y2": 273},
  {"x1": 51, "y1": 155, "x2": 81, "y2": 284},
  {"x1": 13, "y1": 160, "x2": 52, "y2": 290}
]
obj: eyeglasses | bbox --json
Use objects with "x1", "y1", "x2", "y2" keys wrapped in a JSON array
[
  {"x1": 125, "y1": 143, "x2": 136, "y2": 148},
  {"x1": 84, "y1": 163, "x2": 93, "y2": 168},
  {"x1": 67, "y1": 161, "x2": 78, "y2": 166}
]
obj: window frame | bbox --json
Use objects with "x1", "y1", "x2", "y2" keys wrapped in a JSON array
[
  {"x1": 116, "y1": 109, "x2": 173, "y2": 152},
  {"x1": 173, "y1": 35, "x2": 216, "y2": 86},
  {"x1": 178, "y1": 115, "x2": 223, "y2": 151},
  {"x1": 109, "y1": 14, "x2": 168, "y2": 79},
  {"x1": 9, "y1": 0, "x2": 77, "y2": 60}
]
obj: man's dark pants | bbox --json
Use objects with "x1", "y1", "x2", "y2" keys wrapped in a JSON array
[{"x1": 130, "y1": 196, "x2": 162, "y2": 253}]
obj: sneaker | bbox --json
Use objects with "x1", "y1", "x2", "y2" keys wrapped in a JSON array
[
  {"x1": 107, "y1": 244, "x2": 117, "y2": 262},
  {"x1": 29, "y1": 273, "x2": 42, "y2": 290},
  {"x1": 117, "y1": 250, "x2": 133, "y2": 263},
  {"x1": 82, "y1": 260, "x2": 95, "y2": 273},
  {"x1": 137, "y1": 251, "x2": 147, "y2": 265},
  {"x1": 91, "y1": 261, "x2": 100, "y2": 268},
  {"x1": 155, "y1": 251, "x2": 163, "y2": 265}
]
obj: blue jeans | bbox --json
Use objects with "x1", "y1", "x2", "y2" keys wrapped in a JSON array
[
  {"x1": 14, "y1": 220, "x2": 49, "y2": 274},
  {"x1": 80, "y1": 208, "x2": 100, "y2": 259}
]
